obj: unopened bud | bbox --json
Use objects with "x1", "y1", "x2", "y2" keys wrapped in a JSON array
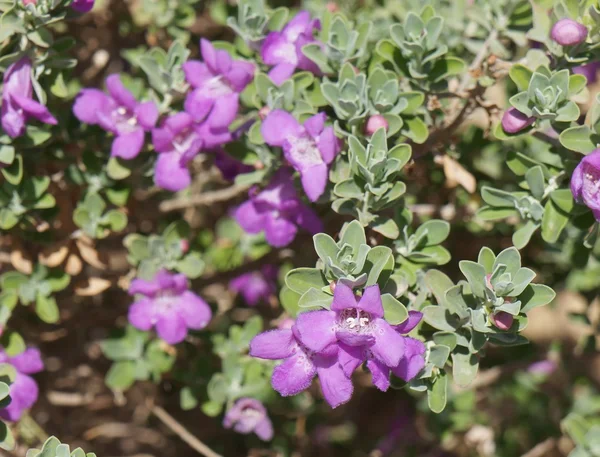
[
  {"x1": 551, "y1": 18, "x2": 588, "y2": 46},
  {"x1": 490, "y1": 311, "x2": 513, "y2": 331},
  {"x1": 259, "y1": 106, "x2": 271, "y2": 120},
  {"x1": 501, "y1": 108, "x2": 534, "y2": 134},
  {"x1": 180, "y1": 239, "x2": 190, "y2": 254},
  {"x1": 365, "y1": 115, "x2": 389, "y2": 135},
  {"x1": 329, "y1": 281, "x2": 337, "y2": 293}
]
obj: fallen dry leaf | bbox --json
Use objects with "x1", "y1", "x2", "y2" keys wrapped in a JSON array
[
  {"x1": 74, "y1": 277, "x2": 112, "y2": 296},
  {"x1": 442, "y1": 155, "x2": 477, "y2": 193}
]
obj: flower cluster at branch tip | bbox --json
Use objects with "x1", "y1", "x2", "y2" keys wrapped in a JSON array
[
  {"x1": 261, "y1": 110, "x2": 341, "y2": 202},
  {"x1": 550, "y1": 19, "x2": 588, "y2": 46},
  {"x1": 2, "y1": 57, "x2": 57, "y2": 139},
  {"x1": 223, "y1": 398, "x2": 274, "y2": 441},
  {"x1": 128, "y1": 269, "x2": 212, "y2": 344},
  {"x1": 235, "y1": 169, "x2": 323, "y2": 247},
  {"x1": 230, "y1": 265, "x2": 279, "y2": 306},
  {"x1": 261, "y1": 11, "x2": 322, "y2": 85},
  {"x1": 501, "y1": 107, "x2": 534, "y2": 134},
  {"x1": 250, "y1": 282, "x2": 425, "y2": 407},
  {"x1": 570, "y1": 149, "x2": 600, "y2": 221},
  {"x1": 0, "y1": 347, "x2": 44, "y2": 422},
  {"x1": 73, "y1": 74, "x2": 159, "y2": 160}
]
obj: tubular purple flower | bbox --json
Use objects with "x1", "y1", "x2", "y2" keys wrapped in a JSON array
[
  {"x1": 249, "y1": 325, "x2": 353, "y2": 408},
  {"x1": 127, "y1": 270, "x2": 212, "y2": 344},
  {"x1": 71, "y1": 0, "x2": 94, "y2": 12},
  {"x1": 261, "y1": 11, "x2": 322, "y2": 85},
  {"x1": 0, "y1": 347, "x2": 44, "y2": 422},
  {"x1": 490, "y1": 311, "x2": 513, "y2": 330},
  {"x1": 1, "y1": 57, "x2": 57, "y2": 138},
  {"x1": 230, "y1": 265, "x2": 279, "y2": 306},
  {"x1": 261, "y1": 110, "x2": 341, "y2": 202},
  {"x1": 183, "y1": 39, "x2": 255, "y2": 130},
  {"x1": 223, "y1": 398, "x2": 274, "y2": 441},
  {"x1": 570, "y1": 149, "x2": 600, "y2": 220},
  {"x1": 501, "y1": 107, "x2": 534, "y2": 134},
  {"x1": 294, "y1": 283, "x2": 419, "y2": 391},
  {"x1": 234, "y1": 169, "x2": 323, "y2": 247},
  {"x1": 551, "y1": 19, "x2": 588, "y2": 46},
  {"x1": 152, "y1": 112, "x2": 204, "y2": 192},
  {"x1": 73, "y1": 74, "x2": 159, "y2": 160}
]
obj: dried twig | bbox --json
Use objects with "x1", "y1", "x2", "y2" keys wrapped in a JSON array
[
  {"x1": 520, "y1": 438, "x2": 557, "y2": 457},
  {"x1": 151, "y1": 405, "x2": 223, "y2": 457},
  {"x1": 159, "y1": 184, "x2": 251, "y2": 213}
]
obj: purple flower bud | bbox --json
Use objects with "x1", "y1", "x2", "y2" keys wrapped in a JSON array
[
  {"x1": 501, "y1": 108, "x2": 534, "y2": 134},
  {"x1": 365, "y1": 115, "x2": 389, "y2": 135},
  {"x1": 71, "y1": 0, "x2": 94, "y2": 12},
  {"x1": 490, "y1": 311, "x2": 513, "y2": 330},
  {"x1": 22, "y1": 0, "x2": 36, "y2": 5},
  {"x1": 527, "y1": 360, "x2": 557, "y2": 375},
  {"x1": 551, "y1": 19, "x2": 588, "y2": 46},
  {"x1": 223, "y1": 398, "x2": 274, "y2": 441},
  {"x1": 0, "y1": 347, "x2": 44, "y2": 422},
  {"x1": 573, "y1": 62, "x2": 600, "y2": 85},
  {"x1": 570, "y1": 149, "x2": 600, "y2": 220}
]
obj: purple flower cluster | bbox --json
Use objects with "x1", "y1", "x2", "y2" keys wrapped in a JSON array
[
  {"x1": 261, "y1": 11, "x2": 322, "y2": 85},
  {"x1": 2, "y1": 57, "x2": 57, "y2": 138},
  {"x1": 73, "y1": 40, "x2": 255, "y2": 192},
  {"x1": 250, "y1": 283, "x2": 425, "y2": 408},
  {"x1": 128, "y1": 269, "x2": 212, "y2": 344},
  {"x1": 230, "y1": 265, "x2": 279, "y2": 306},
  {"x1": 0, "y1": 347, "x2": 44, "y2": 422},
  {"x1": 223, "y1": 397, "x2": 274, "y2": 441},
  {"x1": 235, "y1": 169, "x2": 323, "y2": 247},
  {"x1": 262, "y1": 110, "x2": 341, "y2": 202},
  {"x1": 571, "y1": 149, "x2": 600, "y2": 220}
]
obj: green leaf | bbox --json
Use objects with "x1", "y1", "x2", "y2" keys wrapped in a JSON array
[
  {"x1": 549, "y1": 189, "x2": 575, "y2": 213},
  {"x1": 279, "y1": 285, "x2": 302, "y2": 317},
  {"x1": 35, "y1": 295, "x2": 60, "y2": 324},
  {"x1": 481, "y1": 186, "x2": 517, "y2": 207},
  {"x1": 298, "y1": 287, "x2": 333, "y2": 309},
  {"x1": 477, "y1": 247, "x2": 495, "y2": 273},
  {"x1": 512, "y1": 220, "x2": 540, "y2": 249},
  {"x1": 2, "y1": 331, "x2": 26, "y2": 356},
  {"x1": 371, "y1": 216, "x2": 399, "y2": 239},
  {"x1": 415, "y1": 220, "x2": 450, "y2": 246},
  {"x1": 105, "y1": 361, "x2": 136, "y2": 390},
  {"x1": 509, "y1": 64, "x2": 533, "y2": 91},
  {"x1": 422, "y1": 306, "x2": 459, "y2": 331},
  {"x1": 559, "y1": 125, "x2": 596, "y2": 153},
  {"x1": 106, "y1": 157, "x2": 132, "y2": 180},
  {"x1": 424, "y1": 270, "x2": 453, "y2": 307},
  {"x1": 339, "y1": 220, "x2": 366, "y2": 248},
  {"x1": 451, "y1": 349, "x2": 479, "y2": 387},
  {"x1": 381, "y1": 293, "x2": 408, "y2": 324},
  {"x1": 525, "y1": 166, "x2": 545, "y2": 200},
  {"x1": 477, "y1": 206, "x2": 519, "y2": 221},
  {"x1": 364, "y1": 246, "x2": 394, "y2": 288},
  {"x1": 493, "y1": 247, "x2": 521, "y2": 276},
  {"x1": 285, "y1": 268, "x2": 328, "y2": 295},
  {"x1": 427, "y1": 370, "x2": 448, "y2": 413},
  {"x1": 433, "y1": 332, "x2": 457, "y2": 351},
  {"x1": 520, "y1": 284, "x2": 555, "y2": 313},
  {"x1": 176, "y1": 253, "x2": 205, "y2": 279},
  {"x1": 541, "y1": 200, "x2": 568, "y2": 243},
  {"x1": 458, "y1": 261, "x2": 487, "y2": 298},
  {"x1": 1, "y1": 155, "x2": 22, "y2": 185}
]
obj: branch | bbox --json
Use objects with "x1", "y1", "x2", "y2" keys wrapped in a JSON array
[
  {"x1": 151, "y1": 405, "x2": 223, "y2": 457},
  {"x1": 159, "y1": 183, "x2": 251, "y2": 213}
]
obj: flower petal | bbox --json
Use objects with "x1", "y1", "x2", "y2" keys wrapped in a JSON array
[
  {"x1": 72, "y1": 89, "x2": 111, "y2": 125},
  {"x1": 12, "y1": 94, "x2": 57, "y2": 125},
  {"x1": 176, "y1": 291, "x2": 212, "y2": 330},
  {"x1": 261, "y1": 110, "x2": 301, "y2": 147},
  {"x1": 331, "y1": 282, "x2": 358, "y2": 312},
  {"x1": 271, "y1": 351, "x2": 316, "y2": 396},
  {"x1": 182, "y1": 60, "x2": 213, "y2": 89},
  {"x1": 184, "y1": 90, "x2": 214, "y2": 122},
  {"x1": 128, "y1": 298, "x2": 155, "y2": 331},
  {"x1": 314, "y1": 354, "x2": 354, "y2": 408},
  {"x1": 303, "y1": 112, "x2": 325, "y2": 138},
  {"x1": 254, "y1": 418, "x2": 274, "y2": 441},
  {"x1": 235, "y1": 200, "x2": 266, "y2": 234},
  {"x1": 338, "y1": 343, "x2": 364, "y2": 377},
  {"x1": 154, "y1": 152, "x2": 192, "y2": 192},
  {"x1": 249, "y1": 329, "x2": 297, "y2": 360},
  {"x1": 295, "y1": 310, "x2": 337, "y2": 352},
  {"x1": 9, "y1": 348, "x2": 43, "y2": 374},
  {"x1": 392, "y1": 338, "x2": 425, "y2": 382},
  {"x1": 357, "y1": 284, "x2": 384, "y2": 318},
  {"x1": 267, "y1": 63, "x2": 297, "y2": 85},
  {"x1": 300, "y1": 162, "x2": 328, "y2": 202},
  {"x1": 394, "y1": 310, "x2": 423, "y2": 334},
  {"x1": 111, "y1": 128, "x2": 145, "y2": 160},
  {"x1": 135, "y1": 101, "x2": 159, "y2": 130},
  {"x1": 129, "y1": 277, "x2": 161, "y2": 296},
  {"x1": 371, "y1": 318, "x2": 405, "y2": 367},
  {"x1": 317, "y1": 126, "x2": 340, "y2": 164},
  {"x1": 207, "y1": 93, "x2": 239, "y2": 129},
  {"x1": 156, "y1": 313, "x2": 188, "y2": 344},
  {"x1": 106, "y1": 74, "x2": 137, "y2": 110},
  {"x1": 0, "y1": 373, "x2": 38, "y2": 422},
  {"x1": 367, "y1": 359, "x2": 391, "y2": 392},
  {"x1": 294, "y1": 203, "x2": 323, "y2": 234},
  {"x1": 263, "y1": 213, "x2": 298, "y2": 247},
  {"x1": 335, "y1": 330, "x2": 375, "y2": 347}
]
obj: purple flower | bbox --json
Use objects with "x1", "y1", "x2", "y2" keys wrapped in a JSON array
[
  {"x1": 261, "y1": 11, "x2": 322, "y2": 85},
  {"x1": 71, "y1": 0, "x2": 94, "y2": 12},
  {"x1": 230, "y1": 265, "x2": 278, "y2": 306},
  {"x1": 294, "y1": 284, "x2": 420, "y2": 392},
  {"x1": 213, "y1": 149, "x2": 254, "y2": 181},
  {"x1": 223, "y1": 398, "x2": 274, "y2": 441},
  {"x1": 128, "y1": 270, "x2": 212, "y2": 344},
  {"x1": 573, "y1": 62, "x2": 600, "y2": 84},
  {"x1": 0, "y1": 348, "x2": 44, "y2": 422},
  {"x1": 365, "y1": 115, "x2": 389, "y2": 135},
  {"x1": 571, "y1": 149, "x2": 600, "y2": 220},
  {"x1": 551, "y1": 19, "x2": 588, "y2": 46},
  {"x1": 527, "y1": 360, "x2": 557, "y2": 375},
  {"x1": 490, "y1": 310, "x2": 513, "y2": 330},
  {"x1": 73, "y1": 74, "x2": 158, "y2": 160},
  {"x1": 152, "y1": 112, "x2": 204, "y2": 191},
  {"x1": 501, "y1": 107, "x2": 534, "y2": 134},
  {"x1": 235, "y1": 169, "x2": 323, "y2": 247},
  {"x1": 261, "y1": 110, "x2": 340, "y2": 202},
  {"x1": 249, "y1": 325, "x2": 353, "y2": 408},
  {"x1": 1, "y1": 57, "x2": 57, "y2": 138},
  {"x1": 183, "y1": 40, "x2": 254, "y2": 131}
]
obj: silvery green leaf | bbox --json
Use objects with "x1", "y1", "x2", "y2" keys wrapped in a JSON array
[
  {"x1": 512, "y1": 221, "x2": 540, "y2": 249},
  {"x1": 525, "y1": 166, "x2": 545, "y2": 200},
  {"x1": 509, "y1": 91, "x2": 532, "y2": 117},
  {"x1": 298, "y1": 288, "x2": 333, "y2": 309},
  {"x1": 495, "y1": 299, "x2": 521, "y2": 315},
  {"x1": 422, "y1": 306, "x2": 460, "y2": 331},
  {"x1": 433, "y1": 332, "x2": 457, "y2": 351},
  {"x1": 452, "y1": 349, "x2": 479, "y2": 387},
  {"x1": 519, "y1": 284, "x2": 555, "y2": 313},
  {"x1": 541, "y1": 200, "x2": 569, "y2": 243},
  {"x1": 285, "y1": 268, "x2": 328, "y2": 295},
  {"x1": 444, "y1": 285, "x2": 471, "y2": 319},
  {"x1": 424, "y1": 269, "x2": 454, "y2": 307},
  {"x1": 339, "y1": 220, "x2": 366, "y2": 249},
  {"x1": 493, "y1": 247, "x2": 521, "y2": 276},
  {"x1": 555, "y1": 100, "x2": 580, "y2": 122},
  {"x1": 364, "y1": 246, "x2": 394, "y2": 287},
  {"x1": 427, "y1": 369, "x2": 448, "y2": 413},
  {"x1": 459, "y1": 260, "x2": 487, "y2": 298},
  {"x1": 428, "y1": 344, "x2": 450, "y2": 368},
  {"x1": 381, "y1": 293, "x2": 408, "y2": 324}
]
